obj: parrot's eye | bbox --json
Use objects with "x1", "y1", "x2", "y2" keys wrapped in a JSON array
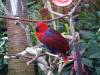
[{"x1": 36, "y1": 27, "x2": 39, "y2": 31}]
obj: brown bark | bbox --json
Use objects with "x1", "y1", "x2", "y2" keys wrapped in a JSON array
[{"x1": 6, "y1": 0, "x2": 35, "y2": 75}]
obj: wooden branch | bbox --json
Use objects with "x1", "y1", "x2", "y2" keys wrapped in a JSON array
[
  {"x1": 0, "y1": 0, "x2": 81, "y2": 24},
  {"x1": 68, "y1": 0, "x2": 82, "y2": 16},
  {"x1": 46, "y1": 0, "x2": 57, "y2": 30},
  {"x1": 0, "y1": 14, "x2": 69, "y2": 23},
  {"x1": 68, "y1": 0, "x2": 83, "y2": 75},
  {"x1": 46, "y1": 0, "x2": 82, "y2": 19},
  {"x1": 0, "y1": 16, "x2": 36, "y2": 22},
  {"x1": 46, "y1": 0, "x2": 69, "y2": 19}
]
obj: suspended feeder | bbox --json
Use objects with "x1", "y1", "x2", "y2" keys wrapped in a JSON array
[{"x1": 52, "y1": 0, "x2": 73, "y2": 6}]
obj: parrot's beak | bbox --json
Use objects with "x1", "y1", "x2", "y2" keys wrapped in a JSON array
[{"x1": 35, "y1": 27, "x2": 38, "y2": 31}]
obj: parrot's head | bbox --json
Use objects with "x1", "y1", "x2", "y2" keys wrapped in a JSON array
[{"x1": 34, "y1": 21, "x2": 48, "y2": 32}]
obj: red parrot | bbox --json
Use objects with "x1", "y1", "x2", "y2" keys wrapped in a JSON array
[{"x1": 34, "y1": 21, "x2": 69, "y2": 63}]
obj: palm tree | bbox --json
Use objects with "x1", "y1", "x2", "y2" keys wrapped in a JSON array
[{"x1": 6, "y1": 0, "x2": 35, "y2": 75}]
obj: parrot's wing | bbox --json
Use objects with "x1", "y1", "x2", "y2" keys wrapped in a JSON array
[{"x1": 41, "y1": 28, "x2": 69, "y2": 54}]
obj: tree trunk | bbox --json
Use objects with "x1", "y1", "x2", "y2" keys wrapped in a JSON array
[{"x1": 6, "y1": 0, "x2": 35, "y2": 75}]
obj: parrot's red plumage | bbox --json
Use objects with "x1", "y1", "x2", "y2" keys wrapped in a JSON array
[{"x1": 34, "y1": 21, "x2": 69, "y2": 63}]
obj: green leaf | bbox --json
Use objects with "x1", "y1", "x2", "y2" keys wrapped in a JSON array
[
  {"x1": 64, "y1": 23, "x2": 70, "y2": 34},
  {"x1": 79, "y1": 31, "x2": 95, "y2": 40},
  {"x1": 97, "y1": 35, "x2": 100, "y2": 41},
  {"x1": 96, "y1": 32, "x2": 100, "y2": 42},
  {"x1": 89, "y1": 53, "x2": 100, "y2": 58},
  {"x1": 96, "y1": 67, "x2": 100, "y2": 75},
  {"x1": 28, "y1": 3, "x2": 41, "y2": 20},
  {"x1": 82, "y1": 58, "x2": 93, "y2": 68},
  {"x1": 84, "y1": 40, "x2": 100, "y2": 59},
  {"x1": 96, "y1": 11, "x2": 100, "y2": 17},
  {"x1": 78, "y1": 40, "x2": 87, "y2": 51}
]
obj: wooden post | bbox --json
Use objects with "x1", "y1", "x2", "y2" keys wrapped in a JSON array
[{"x1": 6, "y1": 0, "x2": 35, "y2": 75}]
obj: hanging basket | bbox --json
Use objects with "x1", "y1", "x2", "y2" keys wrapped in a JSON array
[{"x1": 52, "y1": 0, "x2": 73, "y2": 6}]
